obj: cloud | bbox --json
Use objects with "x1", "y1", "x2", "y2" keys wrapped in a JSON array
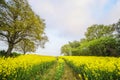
[
  {"x1": 102, "y1": 0, "x2": 120, "y2": 24},
  {"x1": 36, "y1": 30, "x2": 69, "y2": 56},
  {"x1": 28, "y1": 0, "x2": 111, "y2": 39}
]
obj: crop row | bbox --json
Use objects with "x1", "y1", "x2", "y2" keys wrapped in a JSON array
[
  {"x1": 0, "y1": 54, "x2": 56, "y2": 80},
  {"x1": 63, "y1": 56, "x2": 120, "y2": 80},
  {"x1": 54, "y1": 58, "x2": 65, "y2": 80}
]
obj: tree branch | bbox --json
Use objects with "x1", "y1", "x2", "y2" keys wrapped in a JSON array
[
  {"x1": 14, "y1": 38, "x2": 23, "y2": 44},
  {"x1": 0, "y1": 32, "x2": 7, "y2": 37}
]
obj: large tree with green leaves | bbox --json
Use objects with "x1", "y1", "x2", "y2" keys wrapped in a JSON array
[
  {"x1": 85, "y1": 24, "x2": 115, "y2": 41},
  {"x1": 0, "y1": 0, "x2": 48, "y2": 55}
]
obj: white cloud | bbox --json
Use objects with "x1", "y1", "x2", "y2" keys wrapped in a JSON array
[{"x1": 33, "y1": 0, "x2": 110, "y2": 37}]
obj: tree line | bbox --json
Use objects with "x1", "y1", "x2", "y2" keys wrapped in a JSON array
[
  {"x1": 0, "y1": 0, "x2": 48, "y2": 56},
  {"x1": 61, "y1": 20, "x2": 120, "y2": 56}
]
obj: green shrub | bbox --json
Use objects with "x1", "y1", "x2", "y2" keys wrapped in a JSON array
[
  {"x1": 10, "y1": 52, "x2": 21, "y2": 57},
  {"x1": 71, "y1": 37, "x2": 119, "y2": 56},
  {"x1": 0, "y1": 50, "x2": 6, "y2": 56}
]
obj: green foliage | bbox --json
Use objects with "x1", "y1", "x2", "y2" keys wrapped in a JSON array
[
  {"x1": 0, "y1": 50, "x2": 21, "y2": 57},
  {"x1": 78, "y1": 37, "x2": 118, "y2": 56},
  {"x1": 115, "y1": 38, "x2": 120, "y2": 54},
  {"x1": 69, "y1": 41, "x2": 80, "y2": 48},
  {"x1": 0, "y1": 50, "x2": 6, "y2": 56},
  {"x1": 85, "y1": 24, "x2": 114, "y2": 41},
  {"x1": 114, "y1": 19, "x2": 120, "y2": 38},
  {"x1": 10, "y1": 52, "x2": 21, "y2": 57},
  {"x1": 61, "y1": 22, "x2": 120, "y2": 56},
  {"x1": 61, "y1": 41, "x2": 80, "y2": 56},
  {"x1": 0, "y1": 0, "x2": 48, "y2": 55},
  {"x1": 61, "y1": 44, "x2": 71, "y2": 56},
  {"x1": 14, "y1": 39, "x2": 36, "y2": 54},
  {"x1": 55, "y1": 59, "x2": 64, "y2": 80}
]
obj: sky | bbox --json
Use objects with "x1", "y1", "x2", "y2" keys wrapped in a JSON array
[{"x1": 0, "y1": 0, "x2": 120, "y2": 56}]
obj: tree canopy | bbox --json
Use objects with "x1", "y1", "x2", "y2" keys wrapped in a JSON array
[
  {"x1": 14, "y1": 39, "x2": 35, "y2": 54},
  {"x1": 114, "y1": 19, "x2": 120, "y2": 38},
  {"x1": 0, "y1": 0, "x2": 48, "y2": 55},
  {"x1": 61, "y1": 22, "x2": 120, "y2": 56},
  {"x1": 85, "y1": 24, "x2": 114, "y2": 41}
]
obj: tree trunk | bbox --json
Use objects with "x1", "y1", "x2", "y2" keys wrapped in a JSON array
[
  {"x1": 23, "y1": 50, "x2": 26, "y2": 54},
  {"x1": 6, "y1": 43, "x2": 14, "y2": 56},
  {"x1": 23, "y1": 46, "x2": 26, "y2": 55}
]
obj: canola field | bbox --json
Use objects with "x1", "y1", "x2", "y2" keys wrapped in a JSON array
[
  {"x1": 0, "y1": 54, "x2": 56, "y2": 80},
  {"x1": 0, "y1": 55, "x2": 120, "y2": 80},
  {"x1": 63, "y1": 56, "x2": 120, "y2": 80}
]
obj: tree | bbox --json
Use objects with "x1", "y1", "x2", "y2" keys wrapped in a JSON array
[
  {"x1": 78, "y1": 37, "x2": 118, "y2": 56},
  {"x1": 114, "y1": 19, "x2": 120, "y2": 55},
  {"x1": 80, "y1": 38, "x2": 86, "y2": 43},
  {"x1": 68, "y1": 41, "x2": 80, "y2": 48},
  {"x1": 61, "y1": 44, "x2": 71, "y2": 56},
  {"x1": 14, "y1": 39, "x2": 35, "y2": 54},
  {"x1": 61, "y1": 41, "x2": 80, "y2": 56},
  {"x1": 0, "y1": 0, "x2": 48, "y2": 55},
  {"x1": 85, "y1": 24, "x2": 115, "y2": 41},
  {"x1": 114, "y1": 19, "x2": 120, "y2": 38}
]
